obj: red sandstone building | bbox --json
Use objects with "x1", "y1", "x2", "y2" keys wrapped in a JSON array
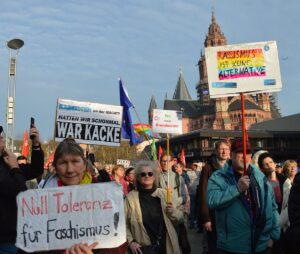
[{"x1": 148, "y1": 13, "x2": 281, "y2": 133}]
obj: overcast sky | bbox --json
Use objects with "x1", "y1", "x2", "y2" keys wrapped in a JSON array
[{"x1": 0, "y1": 0, "x2": 298, "y2": 141}]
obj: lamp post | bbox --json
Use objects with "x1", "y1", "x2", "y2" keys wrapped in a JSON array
[{"x1": 6, "y1": 38, "x2": 24, "y2": 151}]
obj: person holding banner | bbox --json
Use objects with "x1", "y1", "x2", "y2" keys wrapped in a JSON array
[
  {"x1": 34, "y1": 138, "x2": 127, "y2": 254},
  {"x1": 0, "y1": 125, "x2": 44, "y2": 254},
  {"x1": 125, "y1": 160, "x2": 183, "y2": 254},
  {"x1": 207, "y1": 139, "x2": 280, "y2": 254}
]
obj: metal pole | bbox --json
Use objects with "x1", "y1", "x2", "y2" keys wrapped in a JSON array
[{"x1": 240, "y1": 93, "x2": 247, "y2": 174}]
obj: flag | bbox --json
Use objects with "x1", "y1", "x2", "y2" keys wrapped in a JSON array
[
  {"x1": 119, "y1": 78, "x2": 139, "y2": 146},
  {"x1": 133, "y1": 123, "x2": 160, "y2": 142},
  {"x1": 158, "y1": 145, "x2": 163, "y2": 161},
  {"x1": 180, "y1": 148, "x2": 186, "y2": 167},
  {"x1": 150, "y1": 139, "x2": 157, "y2": 161},
  {"x1": 21, "y1": 130, "x2": 29, "y2": 157}
]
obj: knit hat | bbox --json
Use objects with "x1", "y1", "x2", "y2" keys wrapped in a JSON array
[{"x1": 231, "y1": 138, "x2": 252, "y2": 154}]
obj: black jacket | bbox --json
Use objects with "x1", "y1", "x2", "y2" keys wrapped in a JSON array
[{"x1": 0, "y1": 147, "x2": 44, "y2": 243}]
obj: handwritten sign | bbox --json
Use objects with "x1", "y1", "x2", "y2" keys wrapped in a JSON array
[
  {"x1": 152, "y1": 109, "x2": 182, "y2": 134},
  {"x1": 16, "y1": 182, "x2": 126, "y2": 252},
  {"x1": 116, "y1": 159, "x2": 131, "y2": 168},
  {"x1": 54, "y1": 99, "x2": 123, "y2": 146},
  {"x1": 205, "y1": 41, "x2": 282, "y2": 98}
]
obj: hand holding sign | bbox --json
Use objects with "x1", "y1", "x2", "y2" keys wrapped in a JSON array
[{"x1": 64, "y1": 242, "x2": 98, "y2": 254}]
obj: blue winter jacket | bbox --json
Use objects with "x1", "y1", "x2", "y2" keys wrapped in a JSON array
[{"x1": 207, "y1": 161, "x2": 280, "y2": 254}]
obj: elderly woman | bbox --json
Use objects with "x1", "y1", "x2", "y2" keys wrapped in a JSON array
[
  {"x1": 125, "y1": 160, "x2": 183, "y2": 254},
  {"x1": 31, "y1": 138, "x2": 127, "y2": 254},
  {"x1": 279, "y1": 160, "x2": 298, "y2": 232}
]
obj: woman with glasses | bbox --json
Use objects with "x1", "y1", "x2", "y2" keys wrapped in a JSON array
[{"x1": 125, "y1": 160, "x2": 183, "y2": 254}]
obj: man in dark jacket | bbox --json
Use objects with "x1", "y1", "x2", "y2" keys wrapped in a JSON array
[
  {"x1": 0, "y1": 126, "x2": 44, "y2": 253},
  {"x1": 197, "y1": 139, "x2": 230, "y2": 254}
]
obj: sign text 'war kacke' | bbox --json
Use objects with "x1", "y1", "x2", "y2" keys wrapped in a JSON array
[{"x1": 54, "y1": 99, "x2": 123, "y2": 146}]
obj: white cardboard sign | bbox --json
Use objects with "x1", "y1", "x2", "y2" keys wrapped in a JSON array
[
  {"x1": 55, "y1": 98, "x2": 123, "y2": 146},
  {"x1": 16, "y1": 182, "x2": 126, "y2": 252},
  {"x1": 205, "y1": 41, "x2": 282, "y2": 98},
  {"x1": 116, "y1": 159, "x2": 131, "y2": 168},
  {"x1": 152, "y1": 109, "x2": 182, "y2": 134}
]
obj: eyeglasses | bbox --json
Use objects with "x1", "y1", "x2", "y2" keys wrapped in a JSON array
[{"x1": 140, "y1": 172, "x2": 154, "y2": 177}]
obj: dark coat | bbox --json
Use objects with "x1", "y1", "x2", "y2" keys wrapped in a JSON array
[
  {"x1": 0, "y1": 147, "x2": 44, "y2": 244},
  {"x1": 197, "y1": 154, "x2": 222, "y2": 225},
  {"x1": 283, "y1": 173, "x2": 300, "y2": 254}
]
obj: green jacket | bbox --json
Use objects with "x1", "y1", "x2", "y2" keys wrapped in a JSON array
[{"x1": 207, "y1": 161, "x2": 280, "y2": 254}]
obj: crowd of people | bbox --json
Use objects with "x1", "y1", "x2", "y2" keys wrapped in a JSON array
[{"x1": 1, "y1": 124, "x2": 300, "y2": 254}]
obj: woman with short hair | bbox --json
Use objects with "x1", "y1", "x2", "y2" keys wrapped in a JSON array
[
  {"x1": 280, "y1": 160, "x2": 298, "y2": 232},
  {"x1": 125, "y1": 160, "x2": 182, "y2": 254},
  {"x1": 25, "y1": 138, "x2": 127, "y2": 254}
]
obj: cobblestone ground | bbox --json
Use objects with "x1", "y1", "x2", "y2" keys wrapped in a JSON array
[{"x1": 188, "y1": 228, "x2": 204, "y2": 254}]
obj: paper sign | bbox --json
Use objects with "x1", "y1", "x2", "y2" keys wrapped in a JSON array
[
  {"x1": 16, "y1": 182, "x2": 126, "y2": 252},
  {"x1": 54, "y1": 99, "x2": 123, "y2": 146},
  {"x1": 152, "y1": 109, "x2": 182, "y2": 134},
  {"x1": 205, "y1": 41, "x2": 282, "y2": 98},
  {"x1": 116, "y1": 159, "x2": 131, "y2": 168}
]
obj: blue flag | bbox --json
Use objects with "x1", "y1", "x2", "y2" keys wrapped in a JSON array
[{"x1": 119, "y1": 78, "x2": 139, "y2": 145}]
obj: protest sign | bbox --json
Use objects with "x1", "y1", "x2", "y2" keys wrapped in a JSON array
[
  {"x1": 54, "y1": 99, "x2": 123, "y2": 146},
  {"x1": 116, "y1": 159, "x2": 130, "y2": 168},
  {"x1": 16, "y1": 182, "x2": 126, "y2": 252},
  {"x1": 205, "y1": 41, "x2": 282, "y2": 98},
  {"x1": 152, "y1": 109, "x2": 182, "y2": 134}
]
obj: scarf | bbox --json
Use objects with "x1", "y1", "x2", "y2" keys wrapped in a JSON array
[{"x1": 57, "y1": 172, "x2": 92, "y2": 186}]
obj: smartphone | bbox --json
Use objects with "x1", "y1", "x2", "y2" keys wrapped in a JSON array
[{"x1": 30, "y1": 117, "x2": 35, "y2": 139}]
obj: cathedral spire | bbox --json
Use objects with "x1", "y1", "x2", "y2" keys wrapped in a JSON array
[
  {"x1": 172, "y1": 67, "x2": 192, "y2": 100},
  {"x1": 204, "y1": 11, "x2": 227, "y2": 47}
]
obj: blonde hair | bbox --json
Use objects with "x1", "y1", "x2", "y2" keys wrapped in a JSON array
[{"x1": 282, "y1": 160, "x2": 297, "y2": 178}]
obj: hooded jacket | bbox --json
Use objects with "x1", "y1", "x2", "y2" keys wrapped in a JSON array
[{"x1": 207, "y1": 161, "x2": 280, "y2": 254}]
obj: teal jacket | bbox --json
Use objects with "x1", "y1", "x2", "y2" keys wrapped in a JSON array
[{"x1": 207, "y1": 161, "x2": 280, "y2": 254}]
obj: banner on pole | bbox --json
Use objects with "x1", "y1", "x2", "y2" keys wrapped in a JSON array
[
  {"x1": 54, "y1": 99, "x2": 123, "y2": 146},
  {"x1": 152, "y1": 109, "x2": 182, "y2": 134},
  {"x1": 16, "y1": 182, "x2": 126, "y2": 252},
  {"x1": 205, "y1": 41, "x2": 282, "y2": 98}
]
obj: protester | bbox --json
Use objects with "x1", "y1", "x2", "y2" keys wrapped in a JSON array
[
  {"x1": 279, "y1": 160, "x2": 298, "y2": 232},
  {"x1": 125, "y1": 160, "x2": 183, "y2": 254},
  {"x1": 158, "y1": 153, "x2": 182, "y2": 207},
  {"x1": 0, "y1": 126, "x2": 44, "y2": 254},
  {"x1": 112, "y1": 164, "x2": 128, "y2": 196},
  {"x1": 207, "y1": 138, "x2": 280, "y2": 254},
  {"x1": 32, "y1": 138, "x2": 127, "y2": 254},
  {"x1": 187, "y1": 162, "x2": 201, "y2": 229},
  {"x1": 283, "y1": 172, "x2": 300, "y2": 254},
  {"x1": 258, "y1": 153, "x2": 286, "y2": 213},
  {"x1": 197, "y1": 139, "x2": 230, "y2": 254},
  {"x1": 17, "y1": 155, "x2": 38, "y2": 189},
  {"x1": 125, "y1": 166, "x2": 135, "y2": 192},
  {"x1": 159, "y1": 154, "x2": 191, "y2": 253}
]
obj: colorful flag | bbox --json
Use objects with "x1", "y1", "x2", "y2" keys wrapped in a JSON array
[
  {"x1": 150, "y1": 139, "x2": 157, "y2": 161},
  {"x1": 180, "y1": 148, "x2": 186, "y2": 167},
  {"x1": 133, "y1": 123, "x2": 160, "y2": 142},
  {"x1": 158, "y1": 145, "x2": 163, "y2": 161},
  {"x1": 21, "y1": 130, "x2": 29, "y2": 157},
  {"x1": 119, "y1": 78, "x2": 139, "y2": 146}
]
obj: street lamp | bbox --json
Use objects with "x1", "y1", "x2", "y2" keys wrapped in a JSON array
[{"x1": 6, "y1": 38, "x2": 24, "y2": 151}]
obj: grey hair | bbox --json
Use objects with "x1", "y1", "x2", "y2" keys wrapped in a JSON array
[{"x1": 134, "y1": 160, "x2": 157, "y2": 189}]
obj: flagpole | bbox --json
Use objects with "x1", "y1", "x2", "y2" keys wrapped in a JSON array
[{"x1": 166, "y1": 133, "x2": 171, "y2": 203}]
